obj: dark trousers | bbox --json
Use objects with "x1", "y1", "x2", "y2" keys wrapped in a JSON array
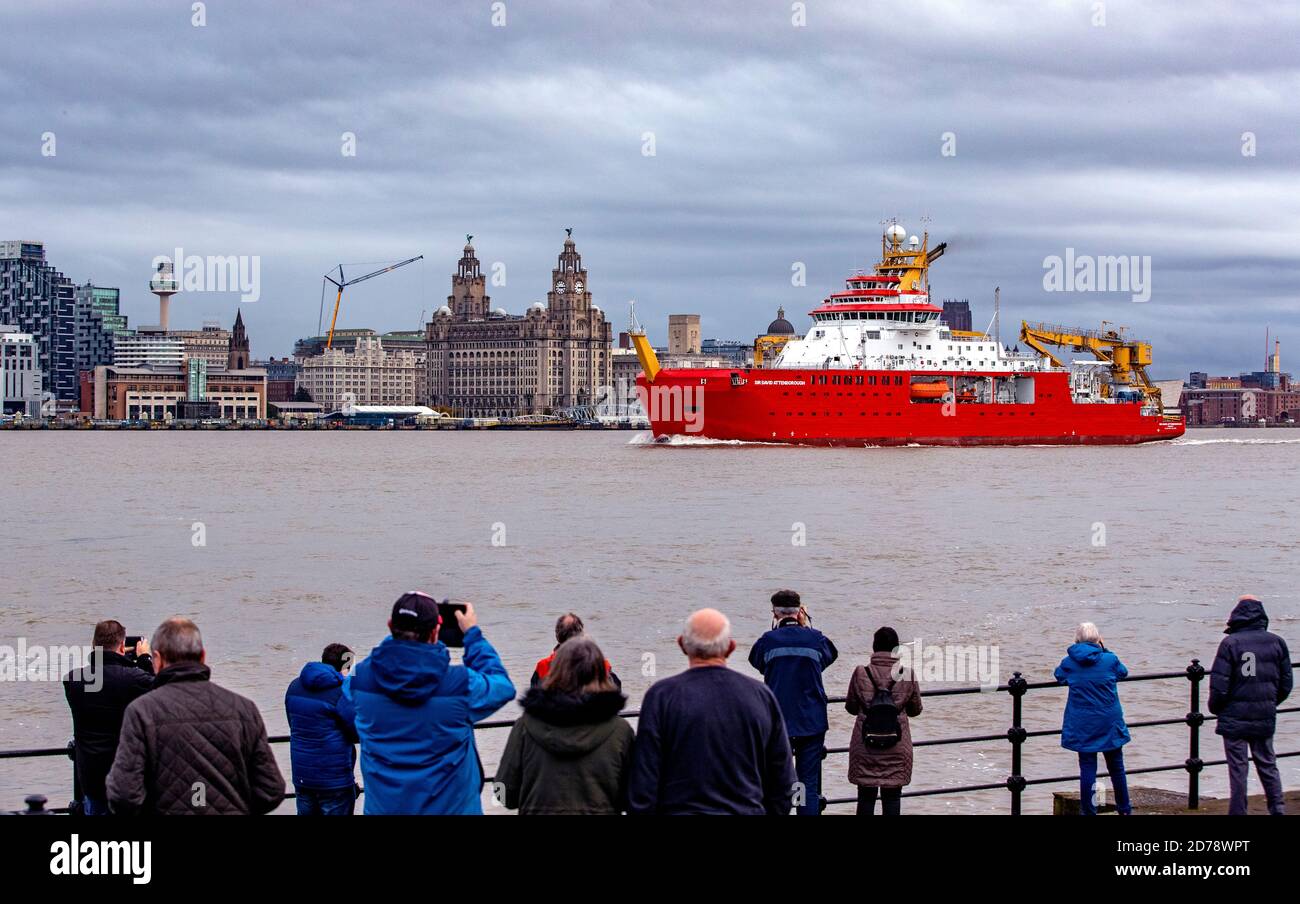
[
  {"x1": 1078, "y1": 748, "x2": 1131, "y2": 815},
  {"x1": 856, "y1": 785, "x2": 901, "y2": 815},
  {"x1": 789, "y1": 733, "x2": 826, "y2": 815},
  {"x1": 1224, "y1": 735, "x2": 1285, "y2": 815},
  {"x1": 296, "y1": 785, "x2": 356, "y2": 816}
]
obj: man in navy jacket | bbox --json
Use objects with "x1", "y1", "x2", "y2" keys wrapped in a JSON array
[
  {"x1": 748, "y1": 590, "x2": 838, "y2": 815},
  {"x1": 285, "y1": 643, "x2": 359, "y2": 815},
  {"x1": 1209, "y1": 596, "x2": 1293, "y2": 815}
]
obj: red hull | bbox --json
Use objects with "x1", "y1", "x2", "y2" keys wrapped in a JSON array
[{"x1": 637, "y1": 368, "x2": 1185, "y2": 446}]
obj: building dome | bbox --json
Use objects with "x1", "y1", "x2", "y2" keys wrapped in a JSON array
[
  {"x1": 435, "y1": 305, "x2": 452, "y2": 317},
  {"x1": 492, "y1": 307, "x2": 507, "y2": 316},
  {"x1": 766, "y1": 306, "x2": 795, "y2": 336},
  {"x1": 528, "y1": 301, "x2": 546, "y2": 312}
]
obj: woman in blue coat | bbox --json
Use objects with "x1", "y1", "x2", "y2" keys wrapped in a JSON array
[{"x1": 1054, "y1": 622, "x2": 1132, "y2": 815}]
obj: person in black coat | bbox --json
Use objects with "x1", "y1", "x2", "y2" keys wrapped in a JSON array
[
  {"x1": 63, "y1": 620, "x2": 155, "y2": 815},
  {"x1": 1208, "y1": 596, "x2": 1293, "y2": 815}
]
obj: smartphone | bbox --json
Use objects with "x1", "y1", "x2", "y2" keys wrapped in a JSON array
[
  {"x1": 437, "y1": 601, "x2": 468, "y2": 647},
  {"x1": 123, "y1": 635, "x2": 142, "y2": 663}
]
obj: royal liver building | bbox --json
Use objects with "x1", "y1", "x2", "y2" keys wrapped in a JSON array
[{"x1": 424, "y1": 232, "x2": 612, "y2": 416}]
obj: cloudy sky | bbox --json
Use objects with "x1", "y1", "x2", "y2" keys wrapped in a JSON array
[{"x1": 4, "y1": 0, "x2": 1297, "y2": 377}]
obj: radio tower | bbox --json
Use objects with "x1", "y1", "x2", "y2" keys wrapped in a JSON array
[{"x1": 150, "y1": 261, "x2": 179, "y2": 332}]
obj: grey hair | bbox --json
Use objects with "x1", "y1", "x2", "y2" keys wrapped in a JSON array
[
  {"x1": 682, "y1": 612, "x2": 732, "y2": 658},
  {"x1": 153, "y1": 617, "x2": 204, "y2": 664},
  {"x1": 1075, "y1": 622, "x2": 1102, "y2": 645}
]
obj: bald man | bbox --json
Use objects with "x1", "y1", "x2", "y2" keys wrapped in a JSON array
[{"x1": 627, "y1": 609, "x2": 796, "y2": 815}]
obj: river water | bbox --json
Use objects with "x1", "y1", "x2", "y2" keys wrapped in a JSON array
[{"x1": 2, "y1": 428, "x2": 1297, "y2": 813}]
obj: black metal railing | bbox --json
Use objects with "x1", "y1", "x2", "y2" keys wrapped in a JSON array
[{"x1": 5, "y1": 657, "x2": 1296, "y2": 814}]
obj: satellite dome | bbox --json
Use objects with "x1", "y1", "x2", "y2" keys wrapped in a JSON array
[
  {"x1": 885, "y1": 224, "x2": 907, "y2": 244},
  {"x1": 766, "y1": 306, "x2": 795, "y2": 336},
  {"x1": 907, "y1": 235, "x2": 920, "y2": 250}
]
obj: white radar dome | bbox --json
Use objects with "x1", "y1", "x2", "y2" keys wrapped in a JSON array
[
  {"x1": 885, "y1": 224, "x2": 907, "y2": 244},
  {"x1": 907, "y1": 235, "x2": 920, "y2": 250}
]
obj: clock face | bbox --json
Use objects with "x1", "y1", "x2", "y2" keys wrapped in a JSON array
[
  {"x1": 554, "y1": 281, "x2": 566, "y2": 293},
  {"x1": 573, "y1": 280, "x2": 584, "y2": 292}
]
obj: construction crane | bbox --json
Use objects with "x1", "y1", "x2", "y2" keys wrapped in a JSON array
[
  {"x1": 1019, "y1": 320, "x2": 1159, "y2": 404},
  {"x1": 321, "y1": 255, "x2": 424, "y2": 349}
]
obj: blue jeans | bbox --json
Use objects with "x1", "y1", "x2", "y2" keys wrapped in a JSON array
[
  {"x1": 82, "y1": 795, "x2": 111, "y2": 816},
  {"x1": 1078, "y1": 748, "x2": 1131, "y2": 815},
  {"x1": 296, "y1": 785, "x2": 356, "y2": 816},
  {"x1": 790, "y1": 733, "x2": 826, "y2": 815}
]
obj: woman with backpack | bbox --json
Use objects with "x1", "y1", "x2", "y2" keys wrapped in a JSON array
[
  {"x1": 496, "y1": 635, "x2": 635, "y2": 815},
  {"x1": 845, "y1": 626, "x2": 923, "y2": 815},
  {"x1": 1054, "y1": 621, "x2": 1132, "y2": 816}
]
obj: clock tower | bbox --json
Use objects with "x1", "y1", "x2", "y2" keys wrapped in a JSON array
[{"x1": 547, "y1": 228, "x2": 591, "y2": 322}]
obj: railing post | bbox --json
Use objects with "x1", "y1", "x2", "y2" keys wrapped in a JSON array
[
  {"x1": 67, "y1": 738, "x2": 80, "y2": 812},
  {"x1": 1006, "y1": 671, "x2": 1028, "y2": 815},
  {"x1": 18, "y1": 794, "x2": 51, "y2": 815},
  {"x1": 1185, "y1": 658, "x2": 1205, "y2": 810}
]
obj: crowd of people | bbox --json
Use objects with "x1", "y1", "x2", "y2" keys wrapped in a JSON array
[{"x1": 60, "y1": 592, "x2": 1292, "y2": 816}]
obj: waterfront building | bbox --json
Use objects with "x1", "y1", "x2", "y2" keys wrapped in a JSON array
[
  {"x1": 941, "y1": 299, "x2": 973, "y2": 332},
  {"x1": 701, "y1": 338, "x2": 752, "y2": 366},
  {"x1": 753, "y1": 306, "x2": 798, "y2": 367},
  {"x1": 1, "y1": 326, "x2": 43, "y2": 417},
  {"x1": 668, "y1": 314, "x2": 701, "y2": 355},
  {"x1": 82, "y1": 311, "x2": 266, "y2": 420},
  {"x1": 170, "y1": 322, "x2": 233, "y2": 372},
  {"x1": 424, "y1": 234, "x2": 613, "y2": 416},
  {"x1": 113, "y1": 330, "x2": 185, "y2": 368},
  {"x1": 1180, "y1": 386, "x2": 1300, "y2": 425},
  {"x1": 73, "y1": 283, "x2": 129, "y2": 379},
  {"x1": 0, "y1": 240, "x2": 78, "y2": 401},
  {"x1": 294, "y1": 328, "x2": 427, "y2": 360},
  {"x1": 258, "y1": 357, "x2": 300, "y2": 403},
  {"x1": 295, "y1": 335, "x2": 425, "y2": 412},
  {"x1": 1181, "y1": 341, "x2": 1295, "y2": 425}
]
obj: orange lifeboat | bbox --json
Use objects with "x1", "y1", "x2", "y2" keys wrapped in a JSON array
[{"x1": 909, "y1": 380, "x2": 950, "y2": 400}]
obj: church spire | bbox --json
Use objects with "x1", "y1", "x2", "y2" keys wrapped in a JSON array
[{"x1": 228, "y1": 308, "x2": 250, "y2": 370}]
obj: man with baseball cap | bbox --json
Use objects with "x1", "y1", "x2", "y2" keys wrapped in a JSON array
[{"x1": 346, "y1": 591, "x2": 515, "y2": 814}]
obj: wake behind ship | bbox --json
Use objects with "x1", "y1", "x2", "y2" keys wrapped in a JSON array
[{"x1": 632, "y1": 225, "x2": 1185, "y2": 446}]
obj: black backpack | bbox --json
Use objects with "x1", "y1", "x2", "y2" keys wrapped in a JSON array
[{"x1": 860, "y1": 668, "x2": 902, "y2": 749}]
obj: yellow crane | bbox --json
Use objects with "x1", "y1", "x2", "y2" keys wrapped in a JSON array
[
  {"x1": 1019, "y1": 320, "x2": 1160, "y2": 404},
  {"x1": 626, "y1": 301, "x2": 661, "y2": 382},
  {"x1": 321, "y1": 255, "x2": 424, "y2": 349}
]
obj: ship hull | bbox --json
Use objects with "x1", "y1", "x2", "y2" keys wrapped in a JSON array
[{"x1": 636, "y1": 368, "x2": 1185, "y2": 446}]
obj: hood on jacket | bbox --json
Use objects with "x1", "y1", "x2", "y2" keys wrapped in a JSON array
[
  {"x1": 1225, "y1": 597, "x2": 1268, "y2": 634},
  {"x1": 518, "y1": 688, "x2": 626, "y2": 757},
  {"x1": 299, "y1": 660, "x2": 344, "y2": 692},
  {"x1": 1066, "y1": 642, "x2": 1104, "y2": 666},
  {"x1": 365, "y1": 636, "x2": 449, "y2": 703}
]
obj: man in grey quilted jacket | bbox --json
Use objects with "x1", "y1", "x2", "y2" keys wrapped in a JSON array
[{"x1": 106, "y1": 617, "x2": 285, "y2": 815}]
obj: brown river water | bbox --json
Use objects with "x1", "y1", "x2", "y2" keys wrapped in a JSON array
[{"x1": 2, "y1": 428, "x2": 1297, "y2": 813}]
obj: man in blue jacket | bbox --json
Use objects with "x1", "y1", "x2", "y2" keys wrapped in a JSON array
[
  {"x1": 285, "y1": 642, "x2": 359, "y2": 815},
  {"x1": 347, "y1": 592, "x2": 515, "y2": 815},
  {"x1": 1209, "y1": 595, "x2": 1293, "y2": 815},
  {"x1": 748, "y1": 589, "x2": 838, "y2": 815}
]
